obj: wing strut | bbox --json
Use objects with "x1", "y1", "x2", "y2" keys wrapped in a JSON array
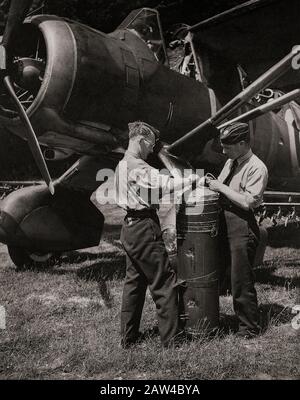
[
  {"x1": 218, "y1": 88, "x2": 300, "y2": 129},
  {"x1": 166, "y1": 46, "x2": 300, "y2": 153}
]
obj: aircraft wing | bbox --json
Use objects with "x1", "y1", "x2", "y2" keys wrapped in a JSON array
[{"x1": 191, "y1": 0, "x2": 300, "y2": 90}]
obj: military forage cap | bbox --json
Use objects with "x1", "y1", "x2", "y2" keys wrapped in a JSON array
[
  {"x1": 128, "y1": 121, "x2": 160, "y2": 141},
  {"x1": 220, "y1": 122, "x2": 250, "y2": 144}
]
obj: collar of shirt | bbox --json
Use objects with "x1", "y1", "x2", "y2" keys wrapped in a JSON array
[{"x1": 230, "y1": 149, "x2": 253, "y2": 166}]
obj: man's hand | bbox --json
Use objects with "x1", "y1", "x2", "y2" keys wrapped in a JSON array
[
  {"x1": 207, "y1": 177, "x2": 251, "y2": 210},
  {"x1": 196, "y1": 176, "x2": 206, "y2": 186},
  {"x1": 206, "y1": 178, "x2": 224, "y2": 192}
]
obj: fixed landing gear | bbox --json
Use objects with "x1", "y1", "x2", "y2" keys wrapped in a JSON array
[{"x1": 7, "y1": 245, "x2": 55, "y2": 270}]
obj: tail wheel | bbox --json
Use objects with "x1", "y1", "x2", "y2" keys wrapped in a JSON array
[{"x1": 7, "y1": 245, "x2": 53, "y2": 270}]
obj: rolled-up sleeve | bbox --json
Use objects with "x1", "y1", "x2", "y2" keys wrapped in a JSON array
[
  {"x1": 128, "y1": 166, "x2": 171, "y2": 202},
  {"x1": 132, "y1": 167, "x2": 170, "y2": 189},
  {"x1": 132, "y1": 166, "x2": 198, "y2": 202},
  {"x1": 244, "y1": 165, "x2": 268, "y2": 209}
]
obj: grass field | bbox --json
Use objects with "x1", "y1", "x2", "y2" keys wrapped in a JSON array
[{"x1": 0, "y1": 204, "x2": 299, "y2": 380}]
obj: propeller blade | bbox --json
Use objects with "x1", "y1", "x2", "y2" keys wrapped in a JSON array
[
  {"x1": 3, "y1": 75, "x2": 54, "y2": 195},
  {"x1": 1, "y1": 0, "x2": 33, "y2": 50}
]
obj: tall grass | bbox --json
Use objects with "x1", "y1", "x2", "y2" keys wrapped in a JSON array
[{"x1": 0, "y1": 204, "x2": 299, "y2": 380}]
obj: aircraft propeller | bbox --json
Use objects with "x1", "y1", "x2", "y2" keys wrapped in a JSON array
[{"x1": 0, "y1": 0, "x2": 54, "y2": 195}]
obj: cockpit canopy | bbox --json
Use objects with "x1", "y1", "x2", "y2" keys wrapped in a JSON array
[{"x1": 117, "y1": 8, "x2": 168, "y2": 65}]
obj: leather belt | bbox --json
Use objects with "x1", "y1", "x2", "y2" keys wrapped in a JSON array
[{"x1": 126, "y1": 208, "x2": 157, "y2": 219}]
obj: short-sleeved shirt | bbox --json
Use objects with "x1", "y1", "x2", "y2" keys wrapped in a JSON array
[
  {"x1": 218, "y1": 149, "x2": 268, "y2": 209},
  {"x1": 114, "y1": 151, "x2": 173, "y2": 211}
]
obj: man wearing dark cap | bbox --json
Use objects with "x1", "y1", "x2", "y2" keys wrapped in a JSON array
[
  {"x1": 114, "y1": 121, "x2": 199, "y2": 348},
  {"x1": 207, "y1": 122, "x2": 268, "y2": 339}
]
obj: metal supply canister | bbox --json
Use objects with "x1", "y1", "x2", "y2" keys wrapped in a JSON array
[{"x1": 177, "y1": 187, "x2": 221, "y2": 334}]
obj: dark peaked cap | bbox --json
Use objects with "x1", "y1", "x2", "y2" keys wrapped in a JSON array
[{"x1": 220, "y1": 122, "x2": 250, "y2": 144}]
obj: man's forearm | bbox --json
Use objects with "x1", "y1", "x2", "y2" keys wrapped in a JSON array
[
  {"x1": 168, "y1": 173, "x2": 200, "y2": 193},
  {"x1": 219, "y1": 184, "x2": 251, "y2": 210}
]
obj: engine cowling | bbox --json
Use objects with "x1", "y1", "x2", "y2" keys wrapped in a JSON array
[{"x1": 0, "y1": 15, "x2": 216, "y2": 156}]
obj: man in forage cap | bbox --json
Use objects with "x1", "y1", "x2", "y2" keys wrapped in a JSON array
[
  {"x1": 114, "y1": 121, "x2": 200, "y2": 348},
  {"x1": 207, "y1": 122, "x2": 268, "y2": 339}
]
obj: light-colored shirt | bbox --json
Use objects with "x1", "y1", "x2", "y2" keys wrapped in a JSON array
[
  {"x1": 218, "y1": 149, "x2": 268, "y2": 209},
  {"x1": 114, "y1": 151, "x2": 173, "y2": 211}
]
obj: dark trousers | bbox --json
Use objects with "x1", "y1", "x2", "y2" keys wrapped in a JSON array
[
  {"x1": 219, "y1": 208, "x2": 261, "y2": 334},
  {"x1": 120, "y1": 214, "x2": 179, "y2": 346}
]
